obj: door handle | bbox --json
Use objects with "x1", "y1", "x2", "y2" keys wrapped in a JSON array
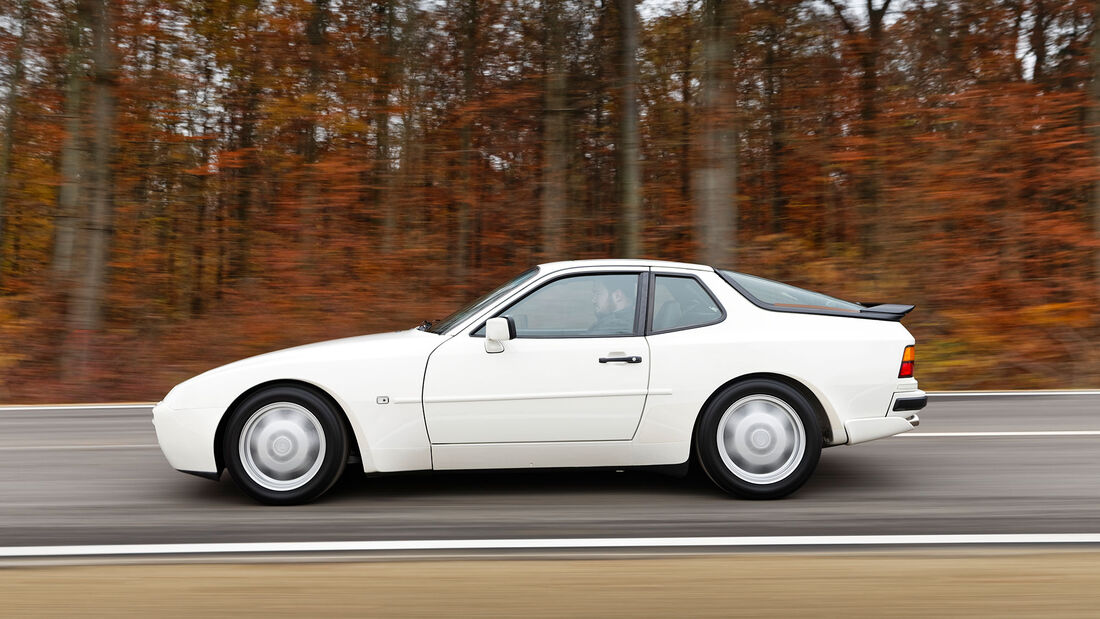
[{"x1": 599, "y1": 356, "x2": 642, "y2": 364}]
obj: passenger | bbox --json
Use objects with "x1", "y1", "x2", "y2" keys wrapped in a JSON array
[{"x1": 591, "y1": 280, "x2": 635, "y2": 334}]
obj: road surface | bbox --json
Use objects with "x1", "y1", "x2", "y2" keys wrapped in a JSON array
[{"x1": 0, "y1": 394, "x2": 1097, "y2": 548}]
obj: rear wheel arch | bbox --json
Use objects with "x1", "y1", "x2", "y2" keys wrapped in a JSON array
[
  {"x1": 213, "y1": 379, "x2": 360, "y2": 476},
  {"x1": 690, "y1": 373, "x2": 833, "y2": 458}
]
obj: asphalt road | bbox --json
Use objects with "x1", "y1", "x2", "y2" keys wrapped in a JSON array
[{"x1": 0, "y1": 394, "x2": 1098, "y2": 547}]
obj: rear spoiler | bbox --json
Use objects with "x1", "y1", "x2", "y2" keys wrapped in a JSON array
[{"x1": 857, "y1": 303, "x2": 916, "y2": 321}]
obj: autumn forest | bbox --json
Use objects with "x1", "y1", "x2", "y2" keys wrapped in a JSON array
[{"x1": 0, "y1": 0, "x2": 1097, "y2": 402}]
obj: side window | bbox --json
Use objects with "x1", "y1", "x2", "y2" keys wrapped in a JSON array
[
  {"x1": 478, "y1": 273, "x2": 640, "y2": 338},
  {"x1": 651, "y1": 275, "x2": 723, "y2": 332}
]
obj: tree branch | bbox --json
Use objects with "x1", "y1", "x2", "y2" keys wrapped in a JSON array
[
  {"x1": 874, "y1": 0, "x2": 893, "y2": 19},
  {"x1": 824, "y1": 0, "x2": 855, "y2": 36}
]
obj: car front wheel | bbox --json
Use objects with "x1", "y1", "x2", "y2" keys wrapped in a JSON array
[
  {"x1": 223, "y1": 386, "x2": 349, "y2": 505},
  {"x1": 696, "y1": 379, "x2": 822, "y2": 499}
]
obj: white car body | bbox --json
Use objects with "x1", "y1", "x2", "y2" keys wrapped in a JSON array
[{"x1": 153, "y1": 259, "x2": 924, "y2": 498}]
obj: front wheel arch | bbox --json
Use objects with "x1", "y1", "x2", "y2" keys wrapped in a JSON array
[{"x1": 213, "y1": 379, "x2": 359, "y2": 477}]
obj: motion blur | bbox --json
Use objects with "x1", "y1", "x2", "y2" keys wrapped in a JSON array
[{"x1": 0, "y1": 3, "x2": 1096, "y2": 398}]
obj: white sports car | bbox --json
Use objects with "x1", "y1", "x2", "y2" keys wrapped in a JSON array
[{"x1": 153, "y1": 259, "x2": 925, "y2": 504}]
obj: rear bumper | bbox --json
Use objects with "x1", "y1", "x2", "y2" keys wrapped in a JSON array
[
  {"x1": 844, "y1": 389, "x2": 925, "y2": 445},
  {"x1": 892, "y1": 395, "x2": 927, "y2": 412}
]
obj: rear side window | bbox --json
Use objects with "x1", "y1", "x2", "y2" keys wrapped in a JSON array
[
  {"x1": 651, "y1": 275, "x2": 724, "y2": 332},
  {"x1": 719, "y1": 270, "x2": 863, "y2": 312}
]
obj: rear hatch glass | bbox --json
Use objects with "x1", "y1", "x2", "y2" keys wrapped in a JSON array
[{"x1": 718, "y1": 270, "x2": 863, "y2": 312}]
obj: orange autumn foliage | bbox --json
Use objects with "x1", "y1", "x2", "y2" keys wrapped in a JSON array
[{"x1": 0, "y1": 0, "x2": 1096, "y2": 402}]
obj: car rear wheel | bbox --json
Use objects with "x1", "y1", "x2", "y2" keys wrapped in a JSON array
[
  {"x1": 696, "y1": 379, "x2": 822, "y2": 499},
  {"x1": 223, "y1": 386, "x2": 349, "y2": 505}
]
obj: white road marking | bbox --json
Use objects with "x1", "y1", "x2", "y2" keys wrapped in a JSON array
[
  {"x1": 2, "y1": 534, "x2": 1100, "y2": 559},
  {"x1": 928, "y1": 391, "x2": 1100, "y2": 397},
  {"x1": 0, "y1": 444, "x2": 159, "y2": 451},
  {"x1": 0, "y1": 404, "x2": 154, "y2": 412},
  {"x1": 900, "y1": 431, "x2": 1100, "y2": 438}
]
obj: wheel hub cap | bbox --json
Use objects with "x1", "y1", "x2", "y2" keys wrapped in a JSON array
[
  {"x1": 239, "y1": 402, "x2": 326, "y2": 492},
  {"x1": 272, "y1": 436, "x2": 293, "y2": 457},
  {"x1": 716, "y1": 395, "x2": 806, "y2": 485},
  {"x1": 750, "y1": 428, "x2": 772, "y2": 450}
]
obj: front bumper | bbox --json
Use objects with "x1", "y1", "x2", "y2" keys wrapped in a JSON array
[
  {"x1": 152, "y1": 400, "x2": 223, "y2": 474},
  {"x1": 844, "y1": 389, "x2": 926, "y2": 445}
]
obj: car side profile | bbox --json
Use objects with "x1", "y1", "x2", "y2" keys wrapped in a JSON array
[{"x1": 153, "y1": 259, "x2": 926, "y2": 504}]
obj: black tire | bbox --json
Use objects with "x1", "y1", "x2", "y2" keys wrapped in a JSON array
[
  {"x1": 223, "y1": 386, "x2": 349, "y2": 505},
  {"x1": 695, "y1": 379, "x2": 822, "y2": 499}
]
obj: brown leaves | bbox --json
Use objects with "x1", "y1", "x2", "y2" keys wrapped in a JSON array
[{"x1": 1, "y1": 0, "x2": 1099, "y2": 400}]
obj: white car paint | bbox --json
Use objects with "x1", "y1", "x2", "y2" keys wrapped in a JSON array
[
  {"x1": 423, "y1": 334, "x2": 651, "y2": 443},
  {"x1": 156, "y1": 330, "x2": 441, "y2": 474},
  {"x1": 153, "y1": 259, "x2": 923, "y2": 483}
]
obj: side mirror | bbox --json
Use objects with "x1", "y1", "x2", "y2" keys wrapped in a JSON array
[{"x1": 484, "y1": 316, "x2": 516, "y2": 353}]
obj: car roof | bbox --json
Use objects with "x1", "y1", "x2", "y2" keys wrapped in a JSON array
[{"x1": 536, "y1": 259, "x2": 715, "y2": 273}]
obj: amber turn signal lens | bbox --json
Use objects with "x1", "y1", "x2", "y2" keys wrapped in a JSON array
[{"x1": 899, "y1": 345, "x2": 915, "y2": 378}]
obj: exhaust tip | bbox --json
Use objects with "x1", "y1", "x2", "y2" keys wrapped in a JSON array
[{"x1": 905, "y1": 413, "x2": 920, "y2": 428}]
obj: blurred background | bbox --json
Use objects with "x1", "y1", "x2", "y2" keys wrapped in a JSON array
[{"x1": 0, "y1": 0, "x2": 1097, "y2": 402}]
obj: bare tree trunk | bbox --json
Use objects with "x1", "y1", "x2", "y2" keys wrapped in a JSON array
[
  {"x1": 215, "y1": 191, "x2": 225, "y2": 299},
  {"x1": 588, "y1": 1, "x2": 608, "y2": 256},
  {"x1": 54, "y1": 3, "x2": 87, "y2": 283},
  {"x1": 693, "y1": 0, "x2": 737, "y2": 268},
  {"x1": 763, "y1": 22, "x2": 785, "y2": 233},
  {"x1": 229, "y1": 4, "x2": 262, "y2": 283},
  {"x1": 0, "y1": 0, "x2": 32, "y2": 283},
  {"x1": 827, "y1": 0, "x2": 890, "y2": 257},
  {"x1": 1091, "y1": 2, "x2": 1100, "y2": 299},
  {"x1": 541, "y1": 0, "x2": 568, "y2": 260},
  {"x1": 616, "y1": 0, "x2": 641, "y2": 257},
  {"x1": 1029, "y1": 0, "x2": 1050, "y2": 84},
  {"x1": 397, "y1": 104, "x2": 415, "y2": 237},
  {"x1": 375, "y1": 0, "x2": 398, "y2": 256},
  {"x1": 384, "y1": 1, "x2": 424, "y2": 256},
  {"x1": 679, "y1": 30, "x2": 692, "y2": 205},
  {"x1": 1008, "y1": 3, "x2": 1025, "y2": 82},
  {"x1": 300, "y1": 0, "x2": 328, "y2": 280},
  {"x1": 190, "y1": 188, "x2": 206, "y2": 315},
  {"x1": 65, "y1": 0, "x2": 115, "y2": 377},
  {"x1": 457, "y1": 0, "x2": 479, "y2": 276},
  {"x1": 304, "y1": 0, "x2": 327, "y2": 167},
  {"x1": 186, "y1": 59, "x2": 215, "y2": 314},
  {"x1": 189, "y1": 75, "x2": 215, "y2": 316},
  {"x1": 860, "y1": 1, "x2": 886, "y2": 258}
]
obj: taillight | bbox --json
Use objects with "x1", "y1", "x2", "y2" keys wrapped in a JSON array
[{"x1": 898, "y1": 345, "x2": 915, "y2": 378}]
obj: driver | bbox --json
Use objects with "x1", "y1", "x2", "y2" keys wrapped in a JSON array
[{"x1": 591, "y1": 280, "x2": 635, "y2": 334}]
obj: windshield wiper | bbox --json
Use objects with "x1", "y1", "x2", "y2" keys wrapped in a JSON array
[{"x1": 417, "y1": 320, "x2": 433, "y2": 331}]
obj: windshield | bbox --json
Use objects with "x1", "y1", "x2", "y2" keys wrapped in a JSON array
[
  {"x1": 719, "y1": 270, "x2": 863, "y2": 312},
  {"x1": 427, "y1": 268, "x2": 540, "y2": 334}
]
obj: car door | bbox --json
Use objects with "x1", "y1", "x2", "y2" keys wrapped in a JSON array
[{"x1": 422, "y1": 270, "x2": 650, "y2": 444}]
